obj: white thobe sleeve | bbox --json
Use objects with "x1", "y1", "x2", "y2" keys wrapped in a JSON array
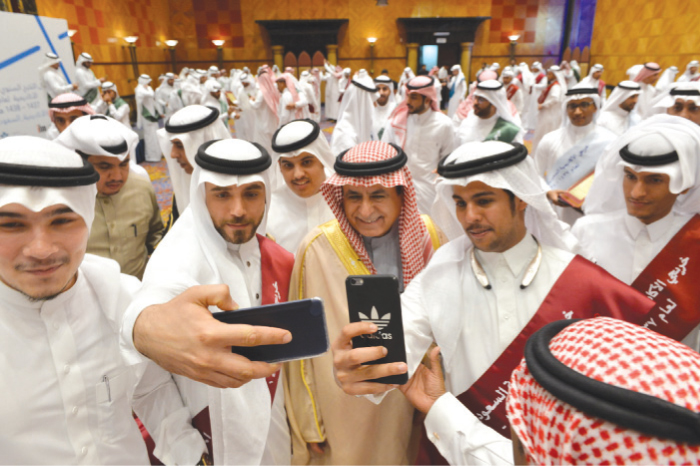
[
  {"x1": 249, "y1": 90, "x2": 264, "y2": 109},
  {"x1": 438, "y1": 120, "x2": 458, "y2": 157},
  {"x1": 44, "y1": 71, "x2": 73, "y2": 96},
  {"x1": 110, "y1": 103, "x2": 130, "y2": 124},
  {"x1": 532, "y1": 135, "x2": 556, "y2": 177},
  {"x1": 324, "y1": 62, "x2": 335, "y2": 74},
  {"x1": 132, "y1": 361, "x2": 208, "y2": 465},
  {"x1": 77, "y1": 68, "x2": 101, "y2": 89},
  {"x1": 294, "y1": 91, "x2": 308, "y2": 109},
  {"x1": 424, "y1": 393, "x2": 514, "y2": 466},
  {"x1": 540, "y1": 85, "x2": 562, "y2": 109}
]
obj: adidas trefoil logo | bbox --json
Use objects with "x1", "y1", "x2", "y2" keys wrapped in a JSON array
[{"x1": 358, "y1": 306, "x2": 391, "y2": 331}]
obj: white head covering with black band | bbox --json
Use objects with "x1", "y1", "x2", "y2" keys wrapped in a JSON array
[
  {"x1": 474, "y1": 79, "x2": 519, "y2": 124},
  {"x1": 157, "y1": 105, "x2": 231, "y2": 211},
  {"x1": 653, "y1": 81, "x2": 700, "y2": 109},
  {"x1": 584, "y1": 114, "x2": 700, "y2": 216},
  {"x1": 38, "y1": 52, "x2": 61, "y2": 86},
  {"x1": 330, "y1": 69, "x2": 379, "y2": 155},
  {"x1": 432, "y1": 141, "x2": 577, "y2": 251},
  {"x1": 130, "y1": 138, "x2": 274, "y2": 465},
  {"x1": 0, "y1": 136, "x2": 98, "y2": 231},
  {"x1": 560, "y1": 84, "x2": 601, "y2": 128},
  {"x1": 76, "y1": 52, "x2": 93, "y2": 68},
  {"x1": 54, "y1": 114, "x2": 149, "y2": 179},
  {"x1": 267, "y1": 119, "x2": 335, "y2": 252},
  {"x1": 601, "y1": 80, "x2": 641, "y2": 114}
]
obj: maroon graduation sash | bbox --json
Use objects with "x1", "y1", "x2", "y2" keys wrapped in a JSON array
[
  {"x1": 631, "y1": 214, "x2": 700, "y2": 342},
  {"x1": 598, "y1": 80, "x2": 606, "y2": 96},
  {"x1": 192, "y1": 235, "x2": 294, "y2": 464},
  {"x1": 415, "y1": 256, "x2": 652, "y2": 465},
  {"x1": 257, "y1": 233, "x2": 295, "y2": 400},
  {"x1": 506, "y1": 84, "x2": 519, "y2": 101},
  {"x1": 537, "y1": 81, "x2": 558, "y2": 104}
]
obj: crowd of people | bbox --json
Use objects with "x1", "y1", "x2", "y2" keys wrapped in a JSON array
[{"x1": 3, "y1": 49, "x2": 699, "y2": 465}]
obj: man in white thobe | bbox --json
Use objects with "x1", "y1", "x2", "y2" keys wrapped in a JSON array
[
  {"x1": 157, "y1": 105, "x2": 231, "y2": 216},
  {"x1": 0, "y1": 136, "x2": 204, "y2": 465},
  {"x1": 653, "y1": 81, "x2": 700, "y2": 126},
  {"x1": 135, "y1": 74, "x2": 162, "y2": 162},
  {"x1": 655, "y1": 66, "x2": 680, "y2": 93},
  {"x1": 576, "y1": 115, "x2": 700, "y2": 352},
  {"x1": 632, "y1": 62, "x2": 662, "y2": 119},
  {"x1": 180, "y1": 70, "x2": 205, "y2": 107},
  {"x1": 234, "y1": 72, "x2": 257, "y2": 141},
  {"x1": 250, "y1": 66, "x2": 280, "y2": 155},
  {"x1": 155, "y1": 72, "x2": 177, "y2": 119},
  {"x1": 332, "y1": 140, "x2": 648, "y2": 466},
  {"x1": 447, "y1": 65, "x2": 467, "y2": 118},
  {"x1": 373, "y1": 75, "x2": 397, "y2": 141},
  {"x1": 276, "y1": 73, "x2": 308, "y2": 127},
  {"x1": 299, "y1": 71, "x2": 320, "y2": 123},
  {"x1": 330, "y1": 70, "x2": 378, "y2": 155},
  {"x1": 676, "y1": 60, "x2": 699, "y2": 82},
  {"x1": 596, "y1": 80, "x2": 641, "y2": 136},
  {"x1": 382, "y1": 75, "x2": 457, "y2": 215},
  {"x1": 96, "y1": 81, "x2": 131, "y2": 128},
  {"x1": 535, "y1": 85, "x2": 617, "y2": 225},
  {"x1": 457, "y1": 80, "x2": 524, "y2": 145},
  {"x1": 322, "y1": 61, "x2": 343, "y2": 121},
  {"x1": 74, "y1": 52, "x2": 105, "y2": 106},
  {"x1": 38, "y1": 52, "x2": 77, "y2": 102},
  {"x1": 122, "y1": 138, "x2": 295, "y2": 465},
  {"x1": 532, "y1": 65, "x2": 568, "y2": 151},
  {"x1": 202, "y1": 80, "x2": 233, "y2": 128},
  {"x1": 502, "y1": 69, "x2": 524, "y2": 116},
  {"x1": 267, "y1": 119, "x2": 335, "y2": 253}
]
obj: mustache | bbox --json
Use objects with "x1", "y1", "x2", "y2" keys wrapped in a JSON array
[
  {"x1": 465, "y1": 223, "x2": 491, "y2": 232},
  {"x1": 226, "y1": 216, "x2": 253, "y2": 225},
  {"x1": 15, "y1": 256, "x2": 69, "y2": 272}
]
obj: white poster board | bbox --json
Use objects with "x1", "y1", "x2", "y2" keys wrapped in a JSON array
[{"x1": 0, "y1": 11, "x2": 75, "y2": 139}]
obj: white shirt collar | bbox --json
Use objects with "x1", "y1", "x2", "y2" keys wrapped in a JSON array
[
  {"x1": 624, "y1": 210, "x2": 676, "y2": 242},
  {"x1": 476, "y1": 233, "x2": 537, "y2": 278}
]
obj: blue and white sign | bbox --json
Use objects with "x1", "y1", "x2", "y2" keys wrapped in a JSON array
[{"x1": 0, "y1": 11, "x2": 75, "y2": 139}]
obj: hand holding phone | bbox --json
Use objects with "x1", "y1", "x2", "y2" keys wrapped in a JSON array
[{"x1": 346, "y1": 275, "x2": 408, "y2": 385}]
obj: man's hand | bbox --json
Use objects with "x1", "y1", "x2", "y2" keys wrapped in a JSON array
[
  {"x1": 332, "y1": 322, "x2": 407, "y2": 395},
  {"x1": 399, "y1": 346, "x2": 446, "y2": 413},
  {"x1": 71, "y1": 83, "x2": 79, "y2": 90},
  {"x1": 133, "y1": 284, "x2": 292, "y2": 388},
  {"x1": 285, "y1": 102, "x2": 297, "y2": 110},
  {"x1": 546, "y1": 189, "x2": 569, "y2": 207},
  {"x1": 537, "y1": 104, "x2": 543, "y2": 110}
]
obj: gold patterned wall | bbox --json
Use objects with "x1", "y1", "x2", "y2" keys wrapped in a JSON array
[
  {"x1": 32, "y1": 0, "x2": 569, "y2": 92},
  {"x1": 590, "y1": 0, "x2": 700, "y2": 85},
  {"x1": 173, "y1": 0, "x2": 564, "y2": 81},
  {"x1": 35, "y1": 0, "x2": 173, "y2": 97}
]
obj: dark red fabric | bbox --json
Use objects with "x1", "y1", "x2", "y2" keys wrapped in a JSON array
[
  {"x1": 134, "y1": 413, "x2": 164, "y2": 466},
  {"x1": 631, "y1": 214, "x2": 700, "y2": 342},
  {"x1": 537, "y1": 80, "x2": 558, "y2": 104},
  {"x1": 257, "y1": 234, "x2": 295, "y2": 402},
  {"x1": 415, "y1": 255, "x2": 653, "y2": 465}
]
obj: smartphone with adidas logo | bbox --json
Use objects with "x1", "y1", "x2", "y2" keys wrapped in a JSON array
[{"x1": 346, "y1": 274, "x2": 408, "y2": 385}]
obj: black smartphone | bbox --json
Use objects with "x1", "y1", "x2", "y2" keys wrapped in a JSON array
[
  {"x1": 213, "y1": 298, "x2": 329, "y2": 363},
  {"x1": 346, "y1": 275, "x2": 408, "y2": 385}
]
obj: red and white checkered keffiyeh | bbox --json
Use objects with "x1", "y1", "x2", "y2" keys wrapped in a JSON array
[
  {"x1": 387, "y1": 76, "x2": 440, "y2": 149},
  {"x1": 257, "y1": 65, "x2": 280, "y2": 121},
  {"x1": 321, "y1": 141, "x2": 429, "y2": 288},
  {"x1": 48, "y1": 92, "x2": 95, "y2": 123},
  {"x1": 506, "y1": 317, "x2": 700, "y2": 465}
]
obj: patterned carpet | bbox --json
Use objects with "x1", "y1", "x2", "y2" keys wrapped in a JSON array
[{"x1": 138, "y1": 113, "x2": 531, "y2": 226}]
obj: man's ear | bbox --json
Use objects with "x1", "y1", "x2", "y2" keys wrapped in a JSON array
[{"x1": 516, "y1": 196, "x2": 528, "y2": 213}]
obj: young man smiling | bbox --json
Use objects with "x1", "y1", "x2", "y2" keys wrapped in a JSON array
[
  {"x1": 122, "y1": 138, "x2": 295, "y2": 465},
  {"x1": 283, "y1": 141, "x2": 446, "y2": 465},
  {"x1": 267, "y1": 119, "x2": 335, "y2": 253},
  {"x1": 576, "y1": 115, "x2": 700, "y2": 352},
  {"x1": 57, "y1": 115, "x2": 164, "y2": 279},
  {"x1": 332, "y1": 141, "x2": 650, "y2": 465}
]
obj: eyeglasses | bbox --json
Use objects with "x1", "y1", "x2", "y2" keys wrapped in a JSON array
[{"x1": 566, "y1": 101, "x2": 593, "y2": 111}]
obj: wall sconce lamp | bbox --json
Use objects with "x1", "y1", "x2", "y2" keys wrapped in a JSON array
[
  {"x1": 212, "y1": 40, "x2": 225, "y2": 69},
  {"x1": 123, "y1": 36, "x2": 140, "y2": 79},
  {"x1": 165, "y1": 40, "x2": 178, "y2": 73},
  {"x1": 508, "y1": 34, "x2": 519, "y2": 63},
  {"x1": 368, "y1": 37, "x2": 377, "y2": 75}
]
